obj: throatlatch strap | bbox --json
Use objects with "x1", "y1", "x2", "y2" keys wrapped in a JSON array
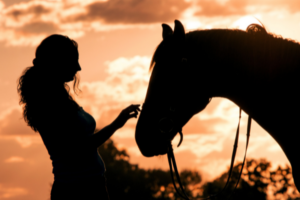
[{"x1": 167, "y1": 107, "x2": 252, "y2": 200}]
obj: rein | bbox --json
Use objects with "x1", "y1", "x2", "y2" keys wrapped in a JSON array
[{"x1": 164, "y1": 108, "x2": 252, "y2": 200}]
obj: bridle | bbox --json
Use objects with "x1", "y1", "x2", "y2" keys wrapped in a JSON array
[
  {"x1": 161, "y1": 106, "x2": 251, "y2": 200},
  {"x1": 149, "y1": 56, "x2": 252, "y2": 199}
]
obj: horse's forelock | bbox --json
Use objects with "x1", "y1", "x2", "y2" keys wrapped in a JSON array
[
  {"x1": 149, "y1": 40, "x2": 165, "y2": 72},
  {"x1": 149, "y1": 52, "x2": 156, "y2": 73}
]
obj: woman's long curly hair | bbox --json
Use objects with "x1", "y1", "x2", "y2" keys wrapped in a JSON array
[{"x1": 17, "y1": 34, "x2": 82, "y2": 133}]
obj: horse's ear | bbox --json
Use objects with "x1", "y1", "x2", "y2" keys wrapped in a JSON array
[
  {"x1": 174, "y1": 20, "x2": 185, "y2": 42},
  {"x1": 162, "y1": 24, "x2": 173, "y2": 40}
]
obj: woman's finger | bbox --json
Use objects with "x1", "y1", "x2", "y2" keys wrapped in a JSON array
[
  {"x1": 133, "y1": 104, "x2": 140, "y2": 109},
  {"x1": 129, "y1": 113, "x2": 138, "y2": 118},
  {"x1": 129, "y1": 110, "x2": 138, "y2": 116},
  {"x1": 127, "y1": 106, "x2": 140, "y2": 113},
  {"x1": 132, "y1": 110, "x2": 138, "y2": 116},
  {"x1": 129, "y1": 104, "x2": 140, "y2": 110}
]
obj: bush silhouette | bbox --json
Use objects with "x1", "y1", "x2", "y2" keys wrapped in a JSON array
[
  {"x1": 201, "y1": 159, "x2": 300, "y2": 200},
  {"x1": 48, "y1": 135, "x2": 300, "y2": 199},
  {"x1": 98, "y1": 138, "x2": 202, "y2": 200}
]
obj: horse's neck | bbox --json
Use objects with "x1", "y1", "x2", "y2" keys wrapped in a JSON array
[
  {"x1": 184, "y1": 30, "x2": 300, "y2": 126},
  {"x1": 184, "y1": 33, "x2": 300, "y2": 162},
  {"x1": 185, "y1": 31, "x2": 299, "y2": 104}
]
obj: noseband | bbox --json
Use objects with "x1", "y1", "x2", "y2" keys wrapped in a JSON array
[
  {"x1": 149, "y1": 56, "x2": 252, "y2": 199},
  {"x1": 158, "y1": 106, "x2": 184, "y2": 147}
]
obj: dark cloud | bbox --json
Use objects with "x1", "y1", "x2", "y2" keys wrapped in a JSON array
[
  {"x1": 2, "y1": 0, "x2": 31, "y2": 8},
  {"x1": 20, "y1": 21, "x2": 58, "y2": 34},
  {"x1": 68, "y1": 0, "x2": 191, "y2": 24},
  {"x1": 195, "y1": 0, "x2": 300, "y2": 17},
  {"x1": 0, "y1": 109, "x2": 35, "y2": 136},
  {"x1": 7, "y1": 4, "x2": 51, "y2": 21}
]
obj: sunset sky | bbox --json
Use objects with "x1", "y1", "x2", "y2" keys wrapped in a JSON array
[{"x1": 1, "y1": 0, "x2": 300, "y2": 199}]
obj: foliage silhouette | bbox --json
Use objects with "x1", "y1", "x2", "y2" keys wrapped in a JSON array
[
  {"x1": 97, "y1": 137, "x2": 300, "y2": 200},
  {"x1": 201, "y1": 159, "x2": 300, "y2": 200},
  {"x1": 97, "y1": 136, "x2": 202, "y2": 200},
  {"x1": 48, "y1": 136, "x2": 300, "y2": 200}
]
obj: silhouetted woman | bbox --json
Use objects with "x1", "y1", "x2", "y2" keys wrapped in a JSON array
[{"x1": 17, "y1": 34, "x2": 140, "y2": 200}]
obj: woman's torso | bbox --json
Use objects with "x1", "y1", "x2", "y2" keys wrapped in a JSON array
[{"x1": 38, "y1": 105, "x2": 106, "y2": 183}]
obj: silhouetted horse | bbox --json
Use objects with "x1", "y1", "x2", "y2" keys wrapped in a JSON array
[{"x1": 135, "y1": 20, "x2": 300, "y2": 192}]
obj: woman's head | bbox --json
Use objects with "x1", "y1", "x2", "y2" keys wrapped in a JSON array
[
  {"x1": 17, "y1": 34, "x2": 82, "y2": 132},
  {"x1": 34, "y1": 34, "x2": 81, "y2": 83}
]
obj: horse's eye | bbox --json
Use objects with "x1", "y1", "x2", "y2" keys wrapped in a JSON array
[
  {"x1": 181, "y1": 58, "x2": 188, "y2": 66},
  {"x1": 158, "y1": 118, "x2": 174, "y2": 134}
]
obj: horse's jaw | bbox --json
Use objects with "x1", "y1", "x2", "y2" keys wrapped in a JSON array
[{"x1": 135, "y1": 111, "x2": 169, "y2": 157}]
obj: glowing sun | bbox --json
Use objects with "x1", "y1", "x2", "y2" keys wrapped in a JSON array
[{"x1": 232, "y1": 16, "x2": 263, "y2": 30}]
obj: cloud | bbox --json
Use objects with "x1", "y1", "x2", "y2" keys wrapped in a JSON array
[
  {"x1": 68, "y1": 0, "x2": 191, "y2": 24},
  {"x1": 6, "y1": 4, "x2": 51, "y2": 21},
  {"x1": 19, "y1": 21, "x2": 59, "y2": 34},
  {"x1": 195, "y1": 0, "x2": 300, "y2": 17},
  {"x1": 0, "y1": 138, "x2": 53, "y2": 200},
  {"x1": 0, "y1": 107, "x2": 43, "y2": 147},
  {"x1": 183, "y1": 117, "x2": 228, "y2": 134},
  {"x1": 4, "y1": 156, "x2": 25, "y2": 163},
  {"x1": 195, "y1": 0, "x2": 247, "y2": 17},
  {"x1": 0, "y1": 1, "x2": 4, "y2": 10},
  {"x1": 1, "y1": 1, "x2": 62, "y2": 45},
  {"x1": 2, "y1": 0, "x2": 300, "y2": 46},
  {"x1": 0, "y1": 108, "x2": 36, "y2": 136},
  {"x1": 0, "y1": 0, "x2": 190, "y2": 46},
  {"x1": 76, "y1": 56, "x2": 150, "y2": 128},
  {"x1": 0, "y1": 184, "x2": 28, "y2": 199}
]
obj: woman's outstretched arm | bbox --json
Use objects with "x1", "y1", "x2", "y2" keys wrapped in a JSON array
[{"x1": 88, "y1": 104, "x2": 140, "y2": 149}]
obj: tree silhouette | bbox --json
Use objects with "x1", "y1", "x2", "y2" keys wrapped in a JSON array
[
  {"x1": 48, "y1": 131, "x2": 300, "y2": 200},
  {"x1": 200, "y1": 158, "x2": 300, "y2": 200},
  {"x1": 97, "y1": 138, "x2": 202, "y2": 200}
]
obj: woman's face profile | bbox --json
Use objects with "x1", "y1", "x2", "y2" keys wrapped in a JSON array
[{"x1": 57, "y1": 49, "x2": 81, "y2": 83}]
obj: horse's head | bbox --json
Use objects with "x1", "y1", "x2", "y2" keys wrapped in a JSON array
[{"x1": 135, "y1": 20, "x2": 211, "y2": 157}]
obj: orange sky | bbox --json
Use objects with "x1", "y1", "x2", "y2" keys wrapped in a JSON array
[{"x1": 1, "y1": 0, "x2": 300, "y2": 199}]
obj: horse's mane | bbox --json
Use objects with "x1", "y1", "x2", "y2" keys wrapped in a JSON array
[{"x1": 150, "y1": 24, "x2": 300, "y2": 81}]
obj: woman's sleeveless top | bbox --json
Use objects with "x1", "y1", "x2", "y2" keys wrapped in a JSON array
[{"x1": 40, "y1": 106, "x2": 106, "y2": 183}]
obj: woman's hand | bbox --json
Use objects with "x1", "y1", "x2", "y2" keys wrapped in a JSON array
[{"x1": 112, "y1": 104, "x2": 141, "y2": 129}]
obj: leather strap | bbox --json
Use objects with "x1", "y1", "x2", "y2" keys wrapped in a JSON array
[{"x1": 167, "y1": 107, "x2": 252, "y2": 199}]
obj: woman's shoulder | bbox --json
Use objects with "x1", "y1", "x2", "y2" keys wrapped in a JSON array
[
  {"x1": 37, "y1": 104, "x2": 81, "y2": 137},
  {"x1": 38, "y1": 99, "x2": 80, "y2": 125}
]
